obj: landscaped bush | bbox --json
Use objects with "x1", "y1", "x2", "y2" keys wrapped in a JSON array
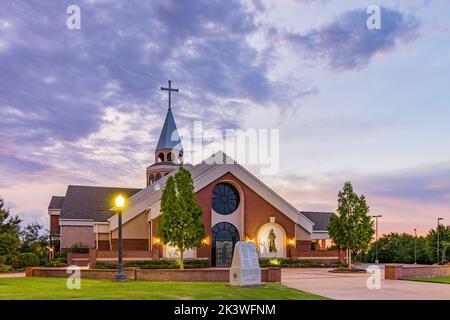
[
  {"x1": 125, "y1": 259, "x2": 209, "y2": 269},
  {"x1": 0, "y1": 255, "x2": 6, "y2": 265},
  {"x1": 45, "y1": 258, "x2": 67, "y2": 267},
  {"x1": 93, "y1": 259, "x2": 209, "y2": 269},
  {"x1": 56, "y1": 252, "x2": 67, "y2": 263},
  {"x1": 69, "y1": 243, "x2": 89, "y2": 253},
  {"x1": 0, "y1": 264, "x2": 12, "y2": 273},
  {"x1": 94, "y1": 262, "x2": 116, "y2": 269},
  {"x1": 259, "y1": 258, "x2": 336, "y2": 268},
  {"x1": 10, "y1": 253, "x2": 40, "y2": 269}
]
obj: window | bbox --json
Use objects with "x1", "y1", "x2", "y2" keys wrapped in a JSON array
[
  {"x1": 148, "y1": 174, "x2": 154, "y2": 185},
  {"x1": 158, "y1": 153, "x2": 164, "y2": 162},
  {"x1": 211, "y1": 183, "x2": 240, "y2": 215},
  {"x1": 167, "y1": 152, "x2": 172, "y2": 161},
  {"x1": 155, "y1": 173, "x2": 161, "y2": 181}
]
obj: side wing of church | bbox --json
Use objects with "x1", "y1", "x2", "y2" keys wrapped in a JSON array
[{"x1": 48, "y1": 84, "x2": 341, "y2": 266}]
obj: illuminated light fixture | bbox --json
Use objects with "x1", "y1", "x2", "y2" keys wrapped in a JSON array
[
  {"x1": 115, "y1": 195, "x2": 125, "y2": 208},
  {"x1": 289, "y1": 239, "x2": 295, "y2": 245}
]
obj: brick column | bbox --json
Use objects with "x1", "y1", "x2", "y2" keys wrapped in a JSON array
[
  {"x1": 67, "y1": 252, "x2": 73, "y2": 265},
  {"x1": 89, "y1": 248, "x2": 97, "y2": 268},
  {"x1": 385, "y1": 265, "x2": 403, "y2": 280},
  {"x1": 266, "y1": 267, "x2": 281, "y2": 283}
]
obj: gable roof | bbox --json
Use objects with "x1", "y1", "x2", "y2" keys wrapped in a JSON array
[
  {"x1": 156, "y1": 108, "x2": 182, "y2": 150},
  {"x1": 48, "y1": 196, "x2": 65, "y2": 210},
  {"x1": 113, "y1": 151, "x2": 315, "y2": 233},
  {"x1": 60, "y1": 186, "x2": 142, "y2": 222},
  {"x1": 300, "y1": 211, "x2": 334, "y2": 231}
]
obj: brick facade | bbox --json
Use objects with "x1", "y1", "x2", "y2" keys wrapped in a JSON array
[{"x1": 193, "y1": 172, "x2": 297, "y2": 263}]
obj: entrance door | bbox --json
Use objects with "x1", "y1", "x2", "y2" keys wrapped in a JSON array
[
  {"x1": 215, "y1": 240, "x2": 233, "y2": 267},
  {"x1": 211, "y1": 222, "x2": 240, "y2": 267}
]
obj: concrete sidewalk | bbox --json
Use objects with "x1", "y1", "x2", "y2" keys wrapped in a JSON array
[
  {"x1": 282, "y1": 268, "x2": 450, "y2": 300},
  {"x1": 0, "y1": 272, "x2": 26, "y2": 278}
]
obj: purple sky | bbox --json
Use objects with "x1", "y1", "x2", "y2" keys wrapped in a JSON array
[{"x1": 1, "y1": 0, "x2": 449, "y2": 235}]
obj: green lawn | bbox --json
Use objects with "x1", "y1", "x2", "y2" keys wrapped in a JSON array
[
  {"x1": 0, "y1": 277, "x2": 327, "y2": 300},
  {"x1": 407, "y1": 276, "x2": 450, "y2": 284}
]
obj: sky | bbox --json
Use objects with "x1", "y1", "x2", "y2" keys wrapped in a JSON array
[{"x1": 0, "y1": 0, "x2": 449, "y2": 236}]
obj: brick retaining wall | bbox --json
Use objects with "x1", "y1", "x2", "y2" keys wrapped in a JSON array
[
  {"x1": 385, "y1": 265, "x2": 450, "y2": 280},
  {"x1": 26, "y1": 267, "x2": 281, "y2": 283}
]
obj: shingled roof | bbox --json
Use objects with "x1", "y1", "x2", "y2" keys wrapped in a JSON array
[
  {"x1": 300, "y1": 211, "x2": 334, "y2": 231},
  {"x1": 59, "y1": 186, "x2": 142, "y2": 222},
  {"x1": 48, "y1": 196, "x2": 65, "y2": 209}
]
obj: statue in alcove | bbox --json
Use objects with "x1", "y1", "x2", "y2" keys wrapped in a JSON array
[{"x1": 268, "y1": 229, "x2": 277, "y2": 253}]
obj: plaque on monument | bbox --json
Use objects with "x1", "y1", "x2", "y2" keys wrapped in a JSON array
[{"x1": 229, "y1": 241, "x2": 262, "y2": 287}]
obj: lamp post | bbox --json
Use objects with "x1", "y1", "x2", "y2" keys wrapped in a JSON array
[
  {"x1": 437, "y1": 218, "x2": 443, "y2": 265},
  {"x1": 115, "y1": 195, "x2": 128, "y2": 281},
  {"x1": 414, "y1": 228, "x2": 417, "y2": 265},
  {"x1": 372, "y1": 215, "x2": 382, "y2": 264}
]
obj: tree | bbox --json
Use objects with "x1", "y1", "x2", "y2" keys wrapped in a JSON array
[
  {"x1": 20, "y1": 222, "x2": 50, "y2": 262},
  {"x1": 367, "y1": 233, "x2": 429, "y2": 264},
  {"x1": 0, "y1": 197, "x2": 21, "y2": 236},
  {"x1": 0, "y1": 232, "x2": 21, "y2": 256},
  {"x1": 328, "y1": 182, "x2": 374, "y2": 269},
  {"x1": 425, "y1": 225, "x2": 450, "y2": 264},
  {"x1": 0, "y1": 197, "x2": 22, "y2": 257},
  {"x1": 158, "y1": 167, "x2": 205, "y2": 269}
]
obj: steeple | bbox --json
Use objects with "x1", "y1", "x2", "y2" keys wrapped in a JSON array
[
  {"x1": 146, "y1": 80, "x2": 184, "y2": 187},
  {"x1": 156, "y1": 108, "x2": 182, "y2": 151}
]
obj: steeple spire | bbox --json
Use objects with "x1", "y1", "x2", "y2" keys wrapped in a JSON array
[
  {"x1": 146, "y1": 81, "x2": 184, "y2": 186},
  {"x1": 156, "y1": 108, "x2": 182, "y2": 151}
]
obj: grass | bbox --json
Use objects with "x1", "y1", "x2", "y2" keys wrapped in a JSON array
[
  {"x1": 0, "y1": 277, "x2": 328, "y2": 300},
  {"x1": 407, "y1": 276, "x2": 450, "y2": 284}
]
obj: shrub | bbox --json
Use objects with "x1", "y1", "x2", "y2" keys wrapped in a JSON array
[
  {"x1": 126, "y1": 259, "x2": 209, "y2": 269},
  {"x1": 11, "y1": 253, "x2": 40, "y2": 269},
  {"x1": 45, "y1": 259, "x2": 67, "y2": 267},
  {"x1": 69, "y1": 243, "x2": 89, "y2": 253},
  {"x1": 0, "y1": 264, "x2": 12, "y2": 273},
  {"x1": 93, "y1": 259, "x2": 210, "y2": 270},
  {"x1": 0, "y1": 255, "x2": 6, "y2": 265},
  {"x1": 56, "y1": 252, "x2": 67, "y2": 263},
  {"x1": 94, "y1": 262, "x2": 116, "y2": 269},
  {"x1": 259, "y1": 258, "x2": 333, "y2": 268}
]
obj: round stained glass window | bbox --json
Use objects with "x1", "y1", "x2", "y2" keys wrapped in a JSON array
[{"x1": 212, "y1": 183, "x2": 240, "y2": 215}]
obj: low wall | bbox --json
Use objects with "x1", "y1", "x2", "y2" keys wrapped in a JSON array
[
  {"x1": 26, "y1": 267, "x2": 281, "y2": 283},
  {"x1": 385, "y1": 265, "x2": 450, "y2": 280}
]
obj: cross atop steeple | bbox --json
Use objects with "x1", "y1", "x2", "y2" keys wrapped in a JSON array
[{"x1": 160, "y1": 80, "x2": 179, "y2": 110}]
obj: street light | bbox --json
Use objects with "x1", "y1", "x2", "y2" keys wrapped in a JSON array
[
  {"x1": 372, "y1": 215, "x2": 382, "y2": 264},
  {"x1": 414, "y1": 228, "x2": 417, "y2": 265},
  {"x1": 114, "y1": 195, "x2": 128, "y2": 281},
  {"x1": 437, "y1": 218, "x2": 443, "y2": 265}
]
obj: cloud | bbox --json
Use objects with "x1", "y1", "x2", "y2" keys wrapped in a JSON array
[
  {"x1": 285, "y1": 7, "x2": 420, "y2": 71},
  {"x1": 269, "y1": 162, "x2": 450, "y2": 233}
]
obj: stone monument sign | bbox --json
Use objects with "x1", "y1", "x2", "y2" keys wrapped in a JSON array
[{"x1": 229, "y1": 241, "x2": 262, "y2": 287}]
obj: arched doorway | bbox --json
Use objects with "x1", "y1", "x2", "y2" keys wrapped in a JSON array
[{"x1": 211, "y1": 222, "x2": 240, "y2": 267}]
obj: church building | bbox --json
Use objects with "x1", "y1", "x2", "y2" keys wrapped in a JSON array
[{"x1": 48, "y1": 81, "x2": 341, "y2": 267}]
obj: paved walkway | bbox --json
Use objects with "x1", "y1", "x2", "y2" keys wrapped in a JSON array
[
  {"x1": 282, "y1": 268, "x2": 450, "y2": 300},
  {"x1": 0, "y1": 272, "x2": 25, "y2": 278}
]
